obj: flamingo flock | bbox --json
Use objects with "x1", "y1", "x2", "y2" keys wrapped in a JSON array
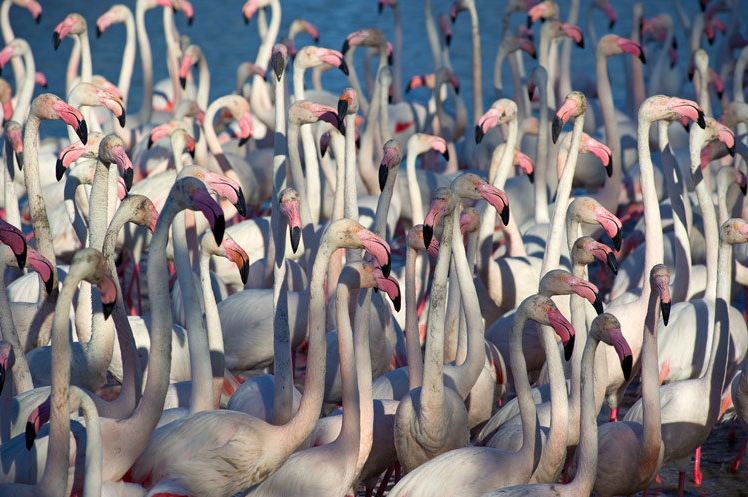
[{"x1": 0, "y1": 0, "x2": 747, "y2": 496}]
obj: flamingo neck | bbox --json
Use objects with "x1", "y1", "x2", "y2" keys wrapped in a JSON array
[
  {"x1": 558, "y1": 0, "x2": 581, "y2": 99},
  {"x1": 541, "y1": 112, "x2": 585, "y2": 277},
  {"x1": 405, "y1": 245, "x2": 424, "y2": 390},
  {"x1": 661, "y1": 143, "x2": 692, "y2": 302},
  {"x1": 468, "y1": 3, "x2": 482, "y2": 122},
  {"x1": 13, "y1": 49, "x2": 34, "y2": 122},
  {"x1": 199, "y1": 250, "x2": 225, "y2": 410},
  {"x1": 637, "y1": 116, "x2": 663, "y2": 305},
  {"x1": 640, "y1": 284, "x2": 663, "y2": 467},
  {"x1": 594, "y1": 51, "x2": 623, "y2": 213},
  {"x1": 689, "y1": 128, "x2": 718, "y2": 301},
  {"x1": 162, "y1": 8, "x2": 181, "y2": 109},
  {"x1": 136, "y1": 2, "x2": 154, "y2": 123},
  {"x1": 423, "y1": 0, "x2": 441, "y2": 70},
  {"x1": 510, "y1": 308, "x2": 539, "y2": 461},
  {"x1": 568, "y1": 335, "x2": 601, "y2": 495},
  {"x1": 334, "y1": 277, "x2": 362, "y2": 457}
]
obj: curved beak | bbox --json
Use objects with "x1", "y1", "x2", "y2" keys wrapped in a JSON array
[
  {"x1": 547, "y1": 308, "x2": 575, "y2": 361},
  {"x1": 282, "y1": 198, "x2": 302, "y2": 254},
  {"x1": 192, "y1": 189, "x2": 225, "y2": 245},
  {"x1": 224, "y1": 238, "x2": 250, "y2": 285},
  {"x1": 357, "y1": 228, "x2": 391, "y2": 278}
]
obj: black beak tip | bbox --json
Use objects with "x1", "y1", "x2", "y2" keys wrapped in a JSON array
[
  {"x1": 500, "y1": 205, "x2": 510, "y2": 225},
  {"x1": 741, "y1": 184, "x2": 747, "y2": 196},
  {"x1": 56, "y1": 158, "x2": 65, "y2": 181},
  {"x1": 475, "y1": 125, "x2": 484, "y2": 144},
  {"x1": 125, "y1": 168, "x2": 133, "y2": 191},
  {"x1": 446, "y1": 34, "x2": 451, "y2": 46},
  {"x1": 564, "y1": 334, "x2": 575, "y2": 361},
  {"x1": 388, "y1": 53, "x2": 393, "y2": 65},
  {"x1": 551, "y1": 117, "x2": 562, "y2": 144},
  {"x1": 609, "y1": 19, "x2": 615, "y2": 29},
  {"x1": 0, "y1": 366, "x2": 4, "y2": 396},
  {"x1": 16, "y1": 152, "x2": 23, "y2": 170},
  {"x1": 697, "y1": 110, "x2": 706, "y2": 129},
  {"x1": 236, "y1": 188, "x2": 247, "y2": 217},
  {"x1": 187, "y1": 16, "x2": 193, "y2": 26},
  {"x1": 78, "y1": 120, "x2": 88, "y2": 145},
  {"x1": 621, "y1": 354, "x2": 633, "y2": 381},
  {"x1": 527, "y1": 170, "x2": 534, "y2": 183},
  {"x1": 606, "y1": 160, "x2": 613, "y2": 178},
  {"x1": 526, "y1": 16, "x2": 532, "y2": 28},
  {"x1": 118, "y1": 111, "x2": 127, "y2": 128},
  {"x1": 238, "y1": 136, "x2": 250, "y2": 147},
  {"x1": 35, "y1": 13, "x2": 41, "y2": 24},
  {"x1": 180, "y1": 76, "x2": 187, "y2": 90},
  {"x1": 613, "y1": 230, "x2": 622, "y2": 252},
  {"x1": 382, "y1": 260, "x2": 391, "y2": 278},
  {"x1": 290, "y1": 226, "x2": 301, "y2": 254},
  {"x1": 25, "y1": 422, "x2": 35, "y2": 450},
  {"x1": 213, "y1": 215, "x2": 226, "y2": 245},
  {"x1": 639, "y1": 52, "x2": 646, "y2": 64},
  {"x1": 728, "y1": 145, "x2": 735, "y2": 157},
  {"x1": 661, "y1": 301, "x2": 671, "y2": 326},
  {"x1": 239, "y1": 261, "x2": 249, "y2": 285},
  {"x1": 44, "y1": 275, "x2": 53, "y2": 295},
  {"x1": 147, "y1": 136, "x2": 154, "y2": 149},
  {"x1": 423, "y1": 224, "x2": 433, "y2": 249},
  {"x1": 16, "y1": 246, "x2": 26, "y2": 270},
  {"x1": 52, "y1": 32, "x2": 60, "y2": 50},
  {"x1": 442, "y1": 149, "x2": 449, "y2": 162},
  {"x1": 392, "y1": 293, "x2": 401, "y2": 312},
  {"x1": 379, "y1": 164, "x2": 388, "y2": 192},
  {"x1": 244, "y1": 15, "x2": 250, "y2": 25},
  {"x1": 593, "y1": 296, "x2": 604, "y2": 315},
  {"x1": 717, "y1": 90, "x2": 723, "y2": 100},
  {"x1": 576, "y1": 37, "x2": 584, "y2": 49},
  {"x1": 339, "y1": 59, "x2": 349, "y2": 76},
  {"x1": 606, "y1": 252, "x2": 618, "y2": 274},
  {"x1": 341, "y1": 40, "x2": 350, "y2": 55},
  {"x1": 102, "y1": 301, "x2": 114, "y2": 320},
  {"x1": 96, "y1": 26, "x2": 102, "y2": 38},
  {"x1": 378, "y1": 2, "x2": 383, "y2": 14}
]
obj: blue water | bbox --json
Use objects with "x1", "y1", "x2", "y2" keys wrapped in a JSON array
[{"x1": 8, "y1": 0, "x2": 714, "y2": 139}]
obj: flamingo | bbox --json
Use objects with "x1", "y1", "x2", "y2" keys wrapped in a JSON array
[
  {"x1": 475, "y1": 313, "x2": 633, "y2": 497},
  {"x1": 386, "y1": 294, "x2": 575, "y2": 497}
]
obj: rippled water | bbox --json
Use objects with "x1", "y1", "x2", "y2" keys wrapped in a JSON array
[{"x1": 10, "y1": 1, "x2": 748, "y2": 495}]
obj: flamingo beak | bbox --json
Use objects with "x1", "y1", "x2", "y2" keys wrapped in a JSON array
[
  {"x1": 283, "y1": 199, "x2": 302, "y2": 254},
  {"x1": 606, "y1": 252, "x2": 618, "y2": 274},
  {"x1": 547, "y1": 308, "x2": 575, "y2": 361},
  {"x1": 357, "y1": 229, "x2": 391, "y2": 277}
]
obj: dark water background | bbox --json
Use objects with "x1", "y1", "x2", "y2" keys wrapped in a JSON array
[
  {"x1": 9, "y1": 1, "x2": 748, "y2": 495},
  {"x1": 9, "y1": 0, "x2": 714, "y2": 138}
]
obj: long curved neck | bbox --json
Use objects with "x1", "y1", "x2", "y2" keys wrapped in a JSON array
[
  {"x1": 630, "y1": 9, "x2": 646, "y2": 115},
  {"x1": 637, "y1": 116, "x2": 663, "y2": 305},
  {"x1": 271, "y1": 68, "x2": 292, "y2": 426},
  {"x1": 541, "y1": 112, "x2": 585, "y2": 277},
  {"x1": 424, "y1": 0, "x2": 441, "y2": 70},
  {"x1": 64, "y1": 162, "x2": 94, "y2": 246},
  {"x1": 421, "y1": 204, "x2": 454, "y2": 415},
  {"x1": 493, "y1": 48, "x2": 508, "y2": 99},
  {"x1": 358, "y1": 76, "x2": 383, "y2": 194},
  {"x1": 253, "y1": 0, "x2": 280, "y2": 78},
  {"x1": 661, "y1": 141, "x2": 691, "y2": 302},
  {"x1": 199, "y1": 249, "x2": 225, "y2": 410},
  {"x1": 405, "y1": 147, "x2": 424, "y2": 225},
  {"x1": 136, "y1": 2, "x2": 154, "y2": 123},
  {"x1": 511, "y1": 308, "x2": 539, "y2": 459},
  {"x1": 172, "y1": 210, "x2": 212, "y2": 413},
  {"x1": 163, "y1": 8, "x2": 181, "y2": 109},
  {"x1": 568, "y1": 334, "x2": 600, "y2": 495},
  {"x1": 344, "y1": 49, "x2": 369, "y2": 118},
  {"x1": 443, "y1": 198, "x2": 486, "y2": 399},
  {"x1": 196, "y1": 56, "x2": 210, "y2": 110},
  {"x1": 538, "y1": 29, "x2": 558, "y2": 110},
  {"x1": 102, "y1": 207, "x2": 144, "y2": 415},
  {"x1": 641, "y1": 285, "x2": 663, "y2": 467},
  {"x1": 103, "y1": 197, "x2": 180, "y2": 481},
  {"x1": 36, "y1": 269, "x2": 80, "y2": 496},
  {"x1": 535, "y1": 76, "x2": 551, "y2": 223},
  {"x1": 649, "y1": 25, "x2": 674, "y2": 97},
  {"x1": 1, "y1": 2, "x2": 24, "y2": 91},
  {"x1": 558, "y1": 0, "x2": 580, "y2": 100},
  {"x1": 22, "y1": 114, "x2": 56, "y2": 287},
  {"x1": 593, "y1": 51, "x2": 623, "y2": 213},
  {"x1": 286, "y1": 122, "x2": 317, "y2": 256},
  {"x1": 14, "y1": 49, "x2": 35, "y2": 122},
  {"x1": 467, "y1": 3, "x2": 482, "y2": 122},
  {"x1": 343, "y1": 113, "x2": 359, "y2": 224},
  {"x1": 118, "y1": 10, "x2": 137, "y2": 106},
  {"x1": 279, "y1": 238, "x2": 334, "y2": 445},
  {"x1": 405, "y1": 245, "x2": 424, "y2": 390},
  {"x1": 391, "y1": 4, "x2": 403, "y2": 102},
  {"x1": 539, "y1": 320, "x2": 568, "y2": 467},
  {"x1": 334, "y1": 277, "x2": 361, "y2": 457},
  {"x1": 3, "y1": 135, "x2": 20, "y2": 229},
  {"x1": 734, "y1": 47, "x2": 748, "y2": 103},
  {"x1": 690, "y1": 128, "x2": 718, "y2": 301},
  {"x1": 77, "y1": 31, "x2": 92, "y2": 84}
]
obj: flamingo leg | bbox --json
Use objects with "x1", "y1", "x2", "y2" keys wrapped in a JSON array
[
  {"x1": 693, "y1": 446, "x2": 702, "y2": 486},
  {"x1": 677, "y1": 471, "x2": 685, "y2": 497},
  {"x1": 374, "y1": 465, "x2": 394, "y2": 497},
  {"x1": 609, "y1": 407, "x2": 618, "y2": 422}
]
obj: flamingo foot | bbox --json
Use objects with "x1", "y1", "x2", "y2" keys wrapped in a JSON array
[
  {"x1": 677, "y1": 471, "x2": 685, "y2": 497},
  {"x1": 609, "y1": 407, "x2": 618, "y2": 422},
  {"x1": 730, "y1": 439, "x2": 747, "y2": 473},
  {"x1": 693, "y1": 446, "x2": 702, "y2": 486},
  {"x1": 655, "y1": 475, "x2": 661, "y2": 484}
]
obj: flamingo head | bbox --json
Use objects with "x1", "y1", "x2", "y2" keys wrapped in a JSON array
[
  {"x1": 379, "y1": 139, "x2": 402, "y2": 191},
  {"x1": 0, "y1": 219, "x2": 26, "y2": 270},
  {"x1": 279, "y1": 187, "x2": 302, "y2": 253}
]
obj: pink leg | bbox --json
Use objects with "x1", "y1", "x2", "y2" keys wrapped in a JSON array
[
  {"x1": 731, "y1": 439, "x2": 747, "y2": 473},
  {"x1": 609, "y1": 407, "x2": 618, "y2": 422},
  {"x1": 677, "y1": 471, "x2": 685, "y2": 497},
  {"x1": 693, "y1": 446, "x2": 703, "y2": 486}
]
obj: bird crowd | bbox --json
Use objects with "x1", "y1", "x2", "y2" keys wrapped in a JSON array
[{"x1": 0, "y1": 0, "x2": 747, "y2": 496}]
